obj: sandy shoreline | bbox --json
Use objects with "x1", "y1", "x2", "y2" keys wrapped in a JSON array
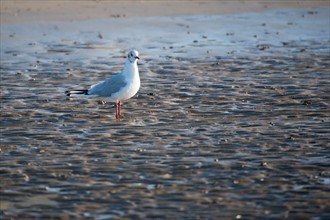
[
  {"x1": 1, "y1": 1, "x2": 329, "y2": 219},
  {"x1": 1, "y1": 0, "x2": 329, "y2": 23}
]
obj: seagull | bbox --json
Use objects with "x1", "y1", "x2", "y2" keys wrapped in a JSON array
[{"x1": 65, "y1": 50, "x2": 140, "y2": 119}]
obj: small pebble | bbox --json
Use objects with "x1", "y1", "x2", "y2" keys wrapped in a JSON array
[
  {"x1": 261, "y1": 161, "x2": 268, "y2": 166},
  {"x1": 288, "y1": 136, "x2": 295, "y2": 140},
  {"x1": 302, "y1": 100, "x2": 312, "y2": 105},
  {"x1": 98, "y1": 32, "x2": 103, "y2": 39},
  {"x1": 226, "y1": 32, "x2": 234, "y2": 36},
  {"x1": 257, "y1": 44, "x2": 270, "y2": 50},
  {"x1": 97, "y1": 100, "x2": 106, "y2": 105}
]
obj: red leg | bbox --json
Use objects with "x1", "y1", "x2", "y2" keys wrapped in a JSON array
[
  {"x1": 115, "y1": 101, "x2": 119, "y2": 119},
  {"x1": 118, "y1": 101, "x2": 121, "y2": 118},
  {"x1": 115, "y1": 101, "x2": 122, "y2": 119}
]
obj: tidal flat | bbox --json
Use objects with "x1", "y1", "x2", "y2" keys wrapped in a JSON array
[{"x1": 1, "y1": 6, "x2": 329, "y2": 219}]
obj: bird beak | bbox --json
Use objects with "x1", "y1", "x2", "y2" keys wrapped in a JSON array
[{"x1": 135, "y1": 56, "x2": 140, "y2": 60}]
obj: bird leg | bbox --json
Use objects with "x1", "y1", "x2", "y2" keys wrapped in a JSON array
[
  {"x1": 115, "y1": 101, "x2": 121, "y2": 119},
  {"x1": 118, "y1": 101, "x2": 121, "y2": 118}
]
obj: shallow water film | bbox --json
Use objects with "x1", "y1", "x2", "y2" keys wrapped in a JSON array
[{"x1": 1, "y1": 8, "x2": 330, "y2": 219}]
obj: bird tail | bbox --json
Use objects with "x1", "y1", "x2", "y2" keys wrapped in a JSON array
[{"x1": 65, "y1": 89, "x2": 89, "y2": 96}]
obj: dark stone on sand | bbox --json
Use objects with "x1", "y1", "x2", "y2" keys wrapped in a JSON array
[
  {"x1": 257, "y1": 44, "x2": 270, "y2": 50},
  {"x1": 302, "y1": 100, "x2": 312, "y2": 105}
]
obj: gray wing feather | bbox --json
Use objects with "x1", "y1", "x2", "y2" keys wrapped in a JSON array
[{"x1": 88, "y1": 73, "x2": 127, "y2": 97}]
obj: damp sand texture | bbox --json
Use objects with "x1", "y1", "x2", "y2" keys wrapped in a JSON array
[{"x1": 1, "y1": 2, "x2": 330, "y2": 220}]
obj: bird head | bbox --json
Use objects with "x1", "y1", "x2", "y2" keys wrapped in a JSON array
[{"x1": 127, "y1": 50, "x2": 140, "y2": 63}]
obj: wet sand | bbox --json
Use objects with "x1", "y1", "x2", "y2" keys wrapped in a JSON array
[
  {"x1": 1, "y1": 1, "x2": 330, "y2": 219},
  {"x1": 1, "y1": 0, "x2": 328, "y2": 23}
]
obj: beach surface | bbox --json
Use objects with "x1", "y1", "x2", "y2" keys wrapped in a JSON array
[
  {"x1": 2, "y1": 0, "x2": 328, "y2": 23},
  {"x1": 1, "y1": 1, "x2": 330, "y2": 219}
]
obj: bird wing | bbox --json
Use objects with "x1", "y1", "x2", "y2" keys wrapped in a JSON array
[{"x1": 88, "y1": 73, "x2": 127, "y2": 97}]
